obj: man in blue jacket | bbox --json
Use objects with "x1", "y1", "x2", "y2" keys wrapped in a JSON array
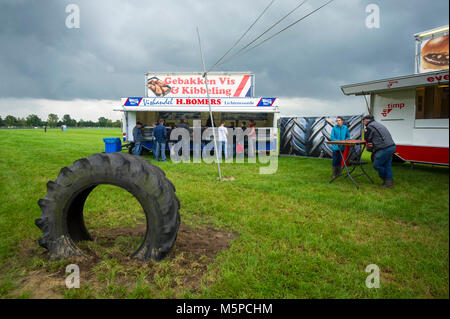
[
  {"x1": 330, "y1": 116, "x2": 350, "y2": 178},
  {"x1": 153, "y1": 119, "x2": 167, "y2": 162},
  {"x1": 132, "y1": 121, "x2": 144, "y2": 156}
]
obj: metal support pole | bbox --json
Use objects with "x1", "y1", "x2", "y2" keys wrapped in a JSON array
[{"x1": 197, "y1": 27, "x2": 222, "y2": 180}]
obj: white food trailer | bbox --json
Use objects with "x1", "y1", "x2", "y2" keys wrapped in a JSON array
[
  {"x1": 115, "y1": 72, "x2": 279, "y2": 153},
  {"x1": 341, "y1": 26, "x2": 449, "y2": 166},
  {"x1": 341, "y1": 70, "x2": 448, "y2": 165}
]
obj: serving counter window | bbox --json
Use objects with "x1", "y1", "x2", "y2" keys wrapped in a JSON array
[
  {"x1": 415, "y1": 85, "x2": 449, "y2": 119},
  {"x1": 133, "y1": 111, "x2": 275, "y2": 143},
  {"x1": 136, "y1": 111, "x2": 273, "y2": 129}
]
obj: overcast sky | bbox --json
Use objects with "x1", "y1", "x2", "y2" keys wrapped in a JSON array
[{"x1": 0, "y1": 0, "x2": 448, "y2": 120}]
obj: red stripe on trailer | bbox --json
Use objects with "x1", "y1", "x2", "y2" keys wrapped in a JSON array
[
  {"x1": 233, "y1": 75, "x2": 251, "y2": 97},
  {"x1": 395, "y1": 145, "x2": 449, "y2": 165}
]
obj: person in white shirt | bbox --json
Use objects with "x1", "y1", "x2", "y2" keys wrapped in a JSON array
[{"x1": 218, "y1": 121, "x2": 228, "y2": 161}]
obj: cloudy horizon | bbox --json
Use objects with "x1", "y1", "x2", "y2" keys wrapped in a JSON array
[{"x1": 0, "y1": 0, "x2": 448, "y2": 121}]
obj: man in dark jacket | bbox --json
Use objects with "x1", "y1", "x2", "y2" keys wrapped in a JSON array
[
  {"x1": 132, "y1": 121, "x2": 144, "y2": 156},
  {"x1": 153, "y1": 119, "x2": 167, "y2": 161},
  {"x1": 363, "y1": 115, "x2": 396, "y2": 188}
]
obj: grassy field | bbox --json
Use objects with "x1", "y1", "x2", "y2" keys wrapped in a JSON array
[{"x1": 0, "y1": 128, "x2": 448, "y2": 299}]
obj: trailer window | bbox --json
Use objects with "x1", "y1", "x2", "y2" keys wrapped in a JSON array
[
  {"x1": 135, "y1": 111, "x2": 274, "y2": 129},
  {"x1": 415, "y1": 85, "x2": 449, "y2": 119}
]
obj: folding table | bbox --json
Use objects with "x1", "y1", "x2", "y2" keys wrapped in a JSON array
[{"x1": 326, "y1": 139, "x2": 374, "y2": 189}]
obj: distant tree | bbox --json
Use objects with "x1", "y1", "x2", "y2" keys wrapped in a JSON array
[
  {"x1": 5, "y1": 115, "x2": 18, "y2": 126},
  {"x1": 18, "y1": 117, "x2": 26, "y2": 127},
  {"x1": 113, "y1": 120, "x2": 121, "y2": 128},
  {"x1": 62, "y1": 114, "x2": 71, "y2": 125},
  {"x1": 47, "y1": 113, "x2": 59, "y2": 127},
  {"x1": 26, "y1": 114, "x2": 43, "y2": 127},
  {"x1": 98, "y1": 117, "x2": 108, "y2": 127},
  {"x1": 0, "y1": 116, "x2": 4, "y2": 126},
  {"x1": 62, "y1": 114, "x2": 76, "y2": 127}
]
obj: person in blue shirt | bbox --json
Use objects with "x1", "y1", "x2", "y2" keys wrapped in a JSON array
[
  {"x1": 153, "y1": 119, "x2": 167, "y2": 162},
  {"x1": 132, "y1": 121, "x2": 144, "y2": 156},
  {"x1": 330, "y1": 116, "x2": 350, "y2": 178}
]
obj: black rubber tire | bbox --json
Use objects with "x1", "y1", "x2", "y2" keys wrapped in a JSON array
[
  {"x1": 280, "y1": 116, "x2": 362, "y2": 161},
  {"x1": 35, "y1": 152, "x2": 180, "y2": 262}
]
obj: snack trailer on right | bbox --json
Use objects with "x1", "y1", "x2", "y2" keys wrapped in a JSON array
[
  {"x1": 341, "y1": 26, "x2": 449, "y2": 166},
  {"x1": 341, "y1": 70, "x2": 449, "y2": 165}
]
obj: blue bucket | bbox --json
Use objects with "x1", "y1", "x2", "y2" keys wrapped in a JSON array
[{"x1": 103, "y1": 137, "x2": 121, "y2": 153}]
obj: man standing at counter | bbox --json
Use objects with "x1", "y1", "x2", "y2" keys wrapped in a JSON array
[
  {"x1": 132, "y1": 121, "x2": 144, "y2": 156},
  {"x1": 363, "y1": 115, "x2": 396, "y2": 189},
  {"x1": 154, "y1": 119, "x2": 167, "y2": 162}
]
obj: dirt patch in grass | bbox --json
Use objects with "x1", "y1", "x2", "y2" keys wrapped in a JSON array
[
  {"x1": 217, "y1": 176, "x2": 236, "y2": 181},
  {"x1": 11, "y1": 223, "x2": 238, "y2": 298}
]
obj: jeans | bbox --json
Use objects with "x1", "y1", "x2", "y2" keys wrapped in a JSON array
[
  {"x1": 248, "y1": 137, "x2": 256, "y2": 158},
  {"x1": 194, "y1": 142, "x2": 205, "y2": 159},
  {"x1": 134, "y1": 142, "x2": 142, "y2": 156},
  {"x1": 332, "y1": 150, "x2": 343, "y2": 167},
  {"x1": 155, "y1": 141, "x2": 166, "y2": 161},
  {"x1": 373, "y1": 145, "x2": 396, "y2": 179},
  {"x1": 218, "y1": 141, "x2": 228, "y2": 160}
]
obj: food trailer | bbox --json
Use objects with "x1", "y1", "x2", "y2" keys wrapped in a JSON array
[
  {"x1": 341, "y1": 26, "x2": 449, "y2": 166},
  {"x1": 341, "y1": 70, "x2": 449, "y2": 165},
  {"x1": 115, "y1": 72, "x2": 279, "y2": 154}
]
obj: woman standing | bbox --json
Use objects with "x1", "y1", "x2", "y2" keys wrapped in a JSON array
[{"x1": 330, "y1": 117, "x2": 350, "y2": 178}]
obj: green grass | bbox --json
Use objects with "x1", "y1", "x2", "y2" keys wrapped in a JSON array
[{"x1": 0, "y1": 128, "x2": 448, "y2": 298}]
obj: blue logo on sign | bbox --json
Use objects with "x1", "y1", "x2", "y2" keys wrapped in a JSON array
[
  {"x1": 125, "y1": 97, "x2": 143, "y2": 106},
  {"x1": 257, "y1": 98, "x2": 276, "y2": 106}
]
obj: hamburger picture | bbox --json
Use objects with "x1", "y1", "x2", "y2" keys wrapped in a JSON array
[{"x1": 421, "y1": 34, "x2": 449, "y2": 70}]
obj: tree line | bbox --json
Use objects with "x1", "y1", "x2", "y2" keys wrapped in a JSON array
[{"x1": 0, "y1": 114, "x2": 121, "y2": 128}]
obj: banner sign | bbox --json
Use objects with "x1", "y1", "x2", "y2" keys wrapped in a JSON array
[
  {"x1": 122, "y1": 97, "x2": 277, "y2": 107},
  {"x1": 145, "y1": 73, "x2": 254, "y2": 98},
  {"x1": 418, "y1": 34, "x2": 449, "y2": 73},
  {"x1": 414, "y1": 26, "x2": 449, "y2": 74}
]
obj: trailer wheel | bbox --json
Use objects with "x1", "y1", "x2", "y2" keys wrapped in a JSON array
[
  {"x1": 392, "y1": 153, "x2": 405, "y2": 163},
  {"x1": 35, "y1": 152, "x2": 180, "y2": 261}
]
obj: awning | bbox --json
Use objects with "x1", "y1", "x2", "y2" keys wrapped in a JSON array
[{"x1": 341, "y1": 70, "x2": 449, "y2": 96}]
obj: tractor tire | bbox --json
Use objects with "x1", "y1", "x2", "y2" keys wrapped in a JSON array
[{"x1": 35, "y1": 152, "x2": 180, "y2": 262}]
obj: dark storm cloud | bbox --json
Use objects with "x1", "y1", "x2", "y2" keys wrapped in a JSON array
[{"x1": 0, "y1": 0, "x2": 448, "y2": 101}]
